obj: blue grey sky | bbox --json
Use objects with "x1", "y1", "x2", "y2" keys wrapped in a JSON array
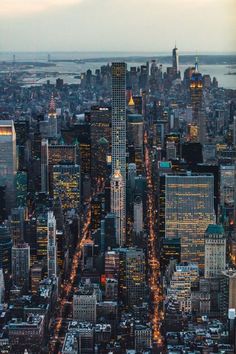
[{"x1": 1, "y1": 0, "x2": 235, "y2": 52}]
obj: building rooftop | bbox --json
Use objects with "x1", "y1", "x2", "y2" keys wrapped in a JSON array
[{"x1": 205, "y1": 224, "x2": 224, "y2": 235}]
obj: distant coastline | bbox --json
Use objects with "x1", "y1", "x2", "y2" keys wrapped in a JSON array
[{"x1": 1, "y1": 53, "x2": 236, "y2": 66}]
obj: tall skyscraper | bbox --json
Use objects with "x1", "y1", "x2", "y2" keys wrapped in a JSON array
[
  {"x1": 41, "y1": 139, "x2": 49, "y2": 193},
  {"x1": 204, "y1": 224, "x2": 226, "y2": 278},
  {"x1": 128, "y1": 163, "x2": 137, "y2": 191},
  {"x1": 111, "y1": 62, "x2": 126, "y2": 177},
  {"x1": 12, "y1": 243, "x2": 30, "y2": 291},
  {"x1": 190, "y1": 59, "x2": 203, "y2": 126},
  {"x1": 48, "y1": 94, "x2": 58, "y2": 138},
  {"x1": 0, "y1": 120, "x2": 17, "y2": 213},
  {"x1": 172, "y1": 45, "x2": 179, "y2": 74},
  {"x1": 118, "y1": 248, "x2": 146, "y2": 307},
  {"x1": 0, "y1": 223, "x2": 12, "y2": 279},
  {"x1": 133, "y1": 196, "x2": 143, "y2": 235},
  {"x1": 0, "y1": 269, "x2": 4, "y2": 303},
  {"x1": 10, "y1": 207, "x2": 25, "y2": 245},
  {"x1": 127, "y1": 114, "x2": 144, "y2": 174},
  {"x1": 111, "y1": 63, "x2": 127, "y2": 246},
  {"x1": 36, "y1": 213, "x2": 48, "y2": 265},
  {"x1": 220, "y1": 165, "x2": 235, "y2": 208},
  {"x1": 90, "y1": 106, "x2": 111, "y2": 182},
  {"x1": 165, "y1": 173, "x2": 215, "y2": 268},
  {"x1": 47, "y1": 211, "x2": 57, "y2": 278},
  {"x1": 233, "y1": 116, "x2": 236, "y2": 147},
  {"x1": 111, "y1": 169, "x2": 124, "y2": 246}
]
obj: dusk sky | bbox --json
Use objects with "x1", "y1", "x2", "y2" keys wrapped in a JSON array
[{"x1": 1, "y1": 0, "x2": 235, "y2": 52}]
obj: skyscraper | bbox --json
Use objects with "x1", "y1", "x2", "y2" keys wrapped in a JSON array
[
  {"x1": 53, "y1": 165, "x2": 80, "y2": 212},
  {"x1": 36, "y1": 213, "x2": 48, "y2": 264},
  {"x1": 172, "y1": 45, "x2": 179, "y2": 75},
  {"x1": 111, "y1": 62, "x2": 127, "y2": 177},
  {"x1": 127, "y1": 114, "x2": 144, "y2": 174},
  {"x1": 10, "y1": 207, "x2": 25, "y2": 245},
  {"x1": 133, "y1": 196, "x2": 143, "y2": 235},
  {"x1": 41, "y1": 139, "x2": 49, "y2": 193},
  {"x1": 47, "y1": 211, "x2": 57, "y2": 278},
  {"x1": 0, "y1": 223, "x2": 12, "y2": 279},
  {"x1": 111, "y1": 169, "x2": 124, "y2": 246},
  {"x1": 0, "y1": 269, "x2": 4, "y2": 303},
  {"x1": 118, "y1": 248, "x2": 146, "y2": 307},
  {"x1": 48, "y1": 94, "x2": 58, "y2": 138},
  {"x1": 165, "y1": 173, "x2": 215, "y2": 269},
  {"x1": 190, "y1": 59, "x2": 203, "y2": 126},
  {"x1": 12, "y1": 243, "x2": 30, "y2": 291},
  {"x1": 0, "y1": 120, "x2": 17, "y2": 213},
  {"x1": 204, "y1": 224, "x2": 226, "y2": 278},
  {"x1": 111, "y1": 63, "x2": 127, "y2": 246},
  {"x1": 90, "y1": 106, "x2": 111, "y2": 182}
]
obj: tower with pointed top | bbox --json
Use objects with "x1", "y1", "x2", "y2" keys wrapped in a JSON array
[
  {"x1": 190, "y1": 58, "x2": 204, "y2": 141},
  {"x1": 111, "y1": 63, "x2": 126, "y2": 246},
  {"x1": 48, "y1": 94, "x2": 58, "y2": 138},
  {"x1": 172, "y1": 45, "x2": 179, "y2": 75},
  {"x1": 190, "y1": 58, "x2": 203, "y2": 121}
]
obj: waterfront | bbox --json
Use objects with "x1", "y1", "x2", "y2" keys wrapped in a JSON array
[{"x1": 0, "y1": 51, "x2": 236, "y2": 89}]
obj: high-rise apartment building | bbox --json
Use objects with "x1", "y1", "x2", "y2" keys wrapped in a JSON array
[
  {"x1": 111, "y1": 169, "x2": 124, "y2": 246},
  {"x1": 204, "y1": 224, "x2": 226, "y2": 278},
  {"x1": 165, "y1": 173, "x2": 215, "y2": 268},
  {"x1": 41, "y1": 139, "x2": 49, "y2": 193},
  {"x1": 0, "y1": 120, "x2": 17, "y2": 213},
  {"x1": 12, "y1": 243, "x2": 30, "y2": 291},
  {"x1": 47, "y1": 211, "x2": 57, "y2": 278},
  {"x1": 111, "y1": 63, "x2": 127, "y2": 246}
]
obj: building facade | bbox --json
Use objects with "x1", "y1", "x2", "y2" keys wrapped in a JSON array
[{"x1": 165, "y1": 173, "x2": 215, "y2": 269}]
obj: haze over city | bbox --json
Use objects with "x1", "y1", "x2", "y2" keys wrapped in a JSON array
[
  {"x1": 0, "y1": 1, "x2": 236, "y2": 354},
  {"x1": 0, "y1": 0, "x2": 235, "y2": 52}
]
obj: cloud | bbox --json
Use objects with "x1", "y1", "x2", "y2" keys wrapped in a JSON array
[{"x1": 0, "y1": 0, "x2": 83, "y2": 17}]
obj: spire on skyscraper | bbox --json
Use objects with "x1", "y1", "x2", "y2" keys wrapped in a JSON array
[
  {"x1": 49, "y1": 94, "x2": 56, "y2": 115},
  {"x1": 194, "y1": 57, "x2": 199, "y2": 73},
  {"x1": 128, "y1": 95, "x2": 135, "y2": 107}
]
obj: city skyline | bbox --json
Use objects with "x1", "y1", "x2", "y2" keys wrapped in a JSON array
[
  {"x1": 0, "y1": 2, "x2": 236, "y2": 350},
  {"x1": 0, "y1": 0, "x2": 235, "y2": 52}
]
